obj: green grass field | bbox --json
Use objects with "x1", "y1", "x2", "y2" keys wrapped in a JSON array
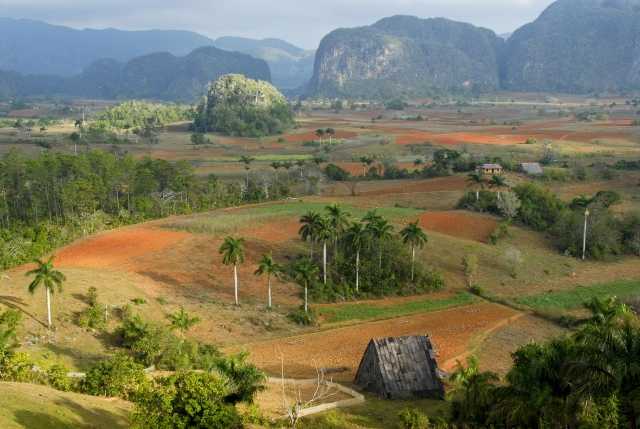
[
  {"x1": 318, "y1": 292, "x2": 476, "y2": 324},
  {"x1": 516, "y1": 279, "x2": 640, "y2": 311},
  {"x1": 0, "y1": 382, "x2": 131, "y2": 429}
]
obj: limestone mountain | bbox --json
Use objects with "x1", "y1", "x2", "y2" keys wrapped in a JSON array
[
  {"x1": 501, "y1": 0, "x2": 640, "y2": 93},
  {"x1": 214, "y1": 37, "x2": 315, "y2": 90},
  {"x1": 309, "y1": 15, "x2": 504, "y2": 98}
]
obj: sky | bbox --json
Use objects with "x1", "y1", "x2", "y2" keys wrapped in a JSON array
[{"x1": 0, "y1": 0, "x2": 557, "y2": 49}]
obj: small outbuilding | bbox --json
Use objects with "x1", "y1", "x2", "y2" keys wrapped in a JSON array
[
  {"x1": 520, "y1": 162, "x2": 544, "y2": 176},
  {"x1": 477, "y1": 163, "x2": 503, "y2": 176},
  {"x1": 354, "y1": 335, "x2": 444, "y2": 400}
]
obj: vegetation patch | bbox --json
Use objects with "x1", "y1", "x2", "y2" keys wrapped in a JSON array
[{"x1": 318, "y1": 292, "x2": 476, "y2": 324}]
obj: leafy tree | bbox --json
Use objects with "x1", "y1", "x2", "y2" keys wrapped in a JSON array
[
  {"x1": 219, "y1": 237, "x2": 245, "y2": 306},
  {"x1": 81, "y1": 353, "x2": 148, "y2": 400},
  {"x1": 400, "y1": 221, "x2": 428, "y2": 281},
  {"x1": 132, "y1": 371, "x2": 242, "y2": 429},
  {"x1": 462, "y1": 254, "x2": 478, "y2": 288},
  {"x1": 254, "y1": 253, "x2": 283, "y2": 308},
  {"x1": 291, "y1": 258, "x2": 318, "y2": 313},
  {"x1": 168, "y1": 307, "x2": 200, "y2": 338},
  {"x1": 26, "y1": 257, "x2": 65, "y2": 328},
  {"x1": 497, "y1": 191, "x2": 521, "y2": 219}
]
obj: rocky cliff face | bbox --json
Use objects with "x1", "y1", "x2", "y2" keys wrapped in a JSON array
[
  {"x1": 309, "y1": 16, "x2": 504, "y2": 98},
  {"x1": 501, "y1": 0, "x2": 640, "y2": 93}
]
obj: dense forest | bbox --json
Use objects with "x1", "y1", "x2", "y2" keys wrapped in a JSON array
[{"x1": 0, "y1": 150, "x2": 273, "y2": 269}]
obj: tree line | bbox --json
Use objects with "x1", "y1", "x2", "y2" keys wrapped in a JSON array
[{"x1": 0, "y1": 149, "x2": 274, "y2": 269}]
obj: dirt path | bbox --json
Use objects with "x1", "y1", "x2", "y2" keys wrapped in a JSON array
[{"x1": 234, "y1": 302, "x2": 519, "y2": 382}]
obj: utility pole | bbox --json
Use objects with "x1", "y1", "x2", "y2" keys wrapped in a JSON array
[{"x1": 582, "y1": 208, "x2": 590, "y2": 260}]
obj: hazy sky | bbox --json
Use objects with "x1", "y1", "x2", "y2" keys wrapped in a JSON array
[{"x1": 0, "y1": 0, "x2": 556, "y2": 49}]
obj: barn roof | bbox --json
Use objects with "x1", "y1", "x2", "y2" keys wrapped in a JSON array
[
  {"x1": 355, "y1": 335, "x2": 443, "y2": 398},
  {"x1": 479, "y1": 163, "x2": 503, "y2": 169}
]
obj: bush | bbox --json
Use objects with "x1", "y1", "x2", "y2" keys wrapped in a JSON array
[
  {"x1": 47, "y1": 364, "x2": 74, "y2": 392},
  {"x1": 80, "y1": 353, "x2": 148, "y2": 400},
  {"x1": 398, "y1": 407, "x2": 430, "y2": 429},
  {"x1": 288, "y1": 306, "x2": 318, "y2": 326},
  {"x1": 514, "y1": 183, "x2": 565, "y2": 231},
  {"x1": 77, "y1": 303, "x2": 106, "y2": 330},
  {"x1": 553, "y1": 207, "x2": 622, "y2": 260},
  {"x1": 132, "y1": 372, "x2": 242, "y2": 429},
  {"x1": 324, "y1": 164, "x2": 351, "y2": 181},
  {"x1": 215, "y1": 352, "x2": 266, "y2": 404}
]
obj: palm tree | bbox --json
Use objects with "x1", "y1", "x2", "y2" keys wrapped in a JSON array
[
  {"x1": 295, "y1": 160, "x2": 306, "y2": 179},
  {"x1": 26, "y1": 257, "x2": 66, "y2": 328},
  {"x1": 240, "y1": 156, "x2": 255, "y2": 188},
  {"x1": 168, "y1": 307, "x2": 200, "y2": 338},
  {"x1": 254, "y1": 253, "x2": 283, "y2": 309},
  {"x1": 316, "y1": 217, "x2": 333, "y2": 285},
  {"x1": 315, "y1": 129, "x2": 325, "y2": 143},
  {"x1": 359, "y1": 156, "x2": 374, "y2": 176},
  {"x1": 292, "y1": 258, "x2": 319, "y2": 313},
  {"x1": 345, "y1": 222, "x2": 367, "y2": 293},
  {"x1": 400, "y1": 221, "x2": 429, "y2": 281},
  {"x1": 219, "y1": 236, "x2": 245, "y2": 305},
  {"x1": 467, "y1": 172, "x2": 485, "y2": 201},
  {"x1": 325, "y1": 128, "x2": 336, "y2": 144},
  {"x1": 449, "y1": 356, "x2": 499, "y2": 425},
  {"x1": 325, "y1": 204, "x2": 350, "y2": 258},
  {"x1": 270, "y1": 161, "x2": 281, "y2": 184},
  {"x1": 299, "y1": 211, "x2": 323, "y2": 258},
  {"x1": 489, "y1": 175, "x2": 508, "y2": 201},
  {"x1": 365, "y1": 214, "x2": 394, "y2": 270}
]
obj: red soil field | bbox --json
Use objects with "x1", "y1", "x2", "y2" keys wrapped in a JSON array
[
  {"x1": 396, "y1": 131, "x2": 528, "y2": 146},
  {"x1": 55, "y1": 227, "x2": 190, "y2": 269},
  {"x1": 240, "y1": 218, "x2": 301, "y2": 243},
  {"x1": 417, "y1": 211, "x2": 498, "y2": 243},
  {"x1": 239, "y1": 303, "x2": 519, "y2": 381},
  {"x1": 334, "y1": 162, "x2": 421, "y2": 177},
  {"x1": 355, "y1": 176, "x2": 468, "y2": 196}
]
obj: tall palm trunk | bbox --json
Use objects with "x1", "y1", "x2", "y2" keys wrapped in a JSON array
[
  {"x1": 267, "y1": 275, "x2": 272, "y2": 309},
  {"x1": 233, "y1": 264, "x2": 239, "y2": 305},
  {"x1": 355, "y1": 250, "x2": 360, "y2": 293},
  {"x1": 304, "y1": 283, "x2": 308, "y2": 313},
  {"x1": 46, "y1": 287, "x2": 52, "y2": 328},
  {"x1": 378, "y1": 243, "x2": 383, "y2": 270},
  {"x1": 476, "y1": 190, "x2": 479, "y2": 201},
  {"x1": 411, "y1": 245, "x2": 416, "y2": 281},
  {"x1": 323, "y1": 240, "x2": 327, "y2": 285}
]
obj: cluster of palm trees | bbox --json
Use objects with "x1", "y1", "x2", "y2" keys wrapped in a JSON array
[
  {"x1": 315, "y1": 128, "x2": 336, "y2": 144},
  {"x1": 298, "y1": 204, "x2": 428, "y2": 295},
  {"x1": 466, "y1": 171, "x2": 508, "y2": 201},
  {"x1": 450, "y1": 297, "x2": 640, "y2": 428}
]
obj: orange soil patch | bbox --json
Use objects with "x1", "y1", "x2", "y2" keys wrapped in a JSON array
[
  {"x1": 55, "y1": 226, "x2": 190, "y2": 269},
  {"x1": 418, "y1": 211, "x2": 498, "y2": 243},
  {"x1": 240, "y1": 218, "x2": 301, "y2": 243},
  {"x1": 356, "y1": 176, "x2": 467, "y2": 196},
  {"x1": 283, "y1": 130, "x2": 358, "y2": 143},
  {"x1": 396, "y1": 131, "x2": 529, "y2": 146},
  {"x1": 239, "y1": 303, "x2": 519, "y2": 381}
]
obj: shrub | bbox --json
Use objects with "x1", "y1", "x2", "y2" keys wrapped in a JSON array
[
  {"x1": 398, "y1": 407, "x2": 430, "y2": 429},
  {"x1": 77, "y1": 303, "x2": 106, "y2": 330},
  {"x1": 324, "y1": 163, "x2": 351, "y2": 181},
  {"x1": 132, "y1": 372, "x2": 242, "y2": 429},
  {"x1": 288, "y1": 306, "x2": 317, "y2": 326},
  {"x1": 80, "y1": 353, "x2": 148, "y2": 400},
  {"x1": 215, "y1": 352, "x2": 266, "y2": 404},
  {"x1": 514, "y1": 183, "x2": 565, "y2": 231},
  {"x1": 47, "y1": 364, "x2": 74, "y2": 392}
]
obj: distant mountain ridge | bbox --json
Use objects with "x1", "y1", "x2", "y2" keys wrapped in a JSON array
[
  {"x1": 0, "y1": 46, "x2": 271, "y2": 102},
  {"x1": 0, "y1": 17, "x2": 216, "y2": 76},
  {"x1": 213, "y1": 36, "x2": 315, "y2": 90}
]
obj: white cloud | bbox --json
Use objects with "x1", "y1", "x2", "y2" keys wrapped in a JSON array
[{"x1": 0, "y1": 0, "x2": 556, "y2": 48}]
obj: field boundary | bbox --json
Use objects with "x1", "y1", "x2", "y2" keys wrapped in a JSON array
[{"x1": 267, "y1": 376, "x2": 365, "y2": 417}]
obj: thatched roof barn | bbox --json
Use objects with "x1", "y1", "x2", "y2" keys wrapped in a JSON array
[{"x1": 354, "y1": 336, "x2": 444, "y2": 400}]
